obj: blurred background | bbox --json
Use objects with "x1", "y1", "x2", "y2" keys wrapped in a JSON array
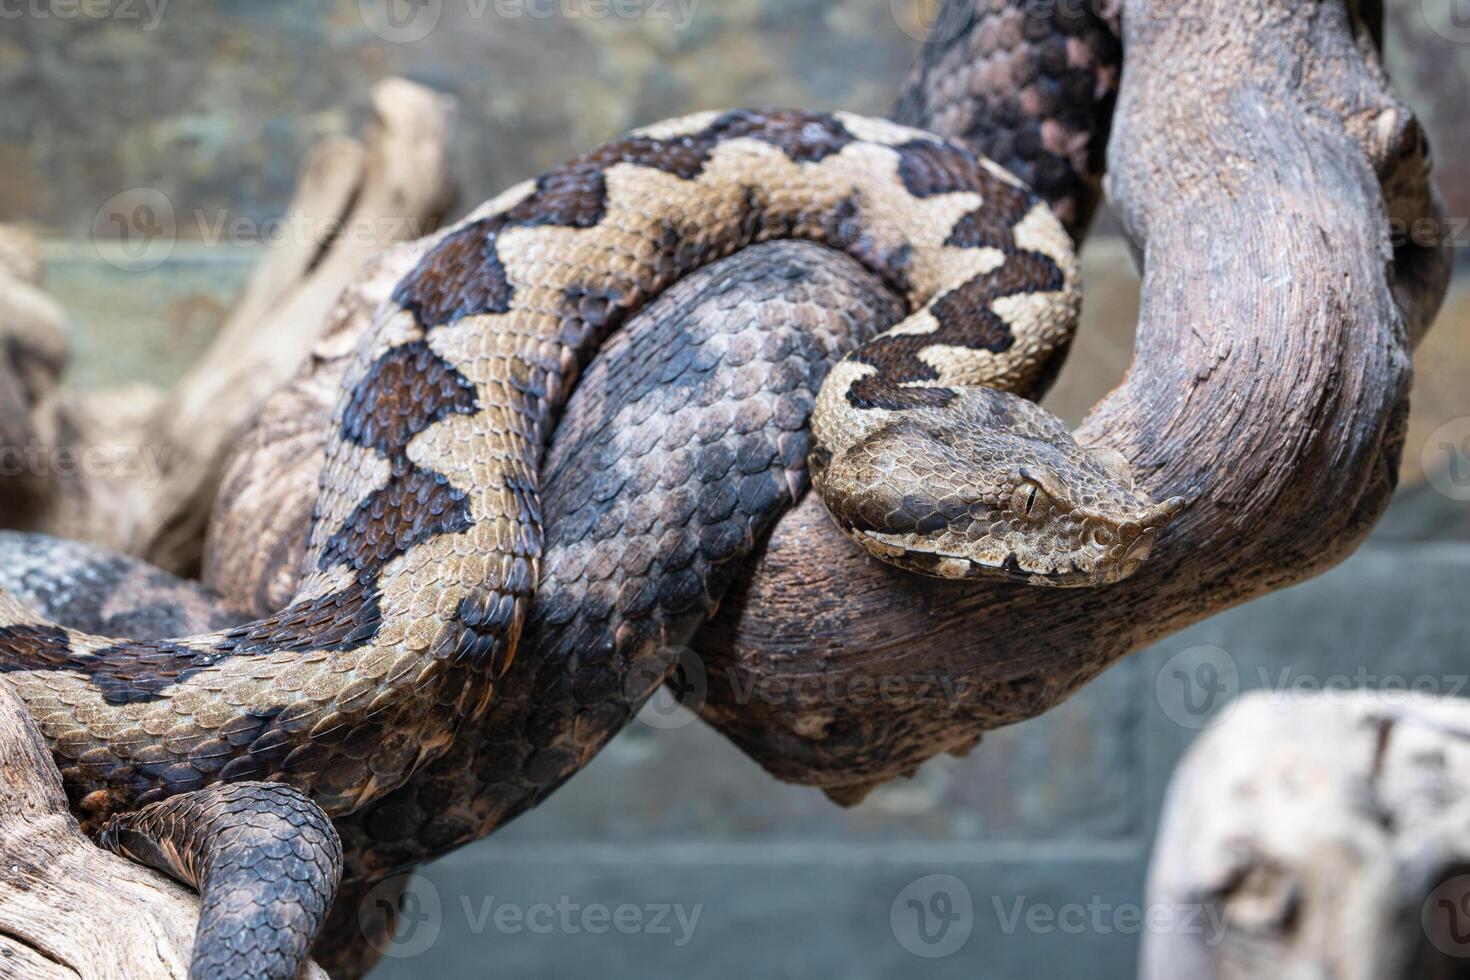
[{"x1": 2, "y1": 1, "x2": 1467, "y2": 976}]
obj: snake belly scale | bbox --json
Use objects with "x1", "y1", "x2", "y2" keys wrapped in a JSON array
[{"x1": 0, "y1": 108, "x2": 1181, "y2": 836}]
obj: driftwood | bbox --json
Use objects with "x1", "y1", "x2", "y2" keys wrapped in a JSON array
[
  {"x1": 1143, "y1": 691, "x2": 1470, "y2": 978},
  {"x1": 0, "y1": 683, "x2": 329, "y2": 979},
  {"x1": 0, "y1": 78, "x2": 456, "y2": 576},
  {"x1": 204, "y1": 236, "x2": 436, "y2": 613},
  {"x1": 685, "y1": 0, "x2": 1452, "y2": 801},
  {"x1": 0, "y1": 227, "x2": 70, "y2": 527}
]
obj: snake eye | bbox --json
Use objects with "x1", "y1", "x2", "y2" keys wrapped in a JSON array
[
  {"x1": 1011, "y1": 480, "x2": 1052, "y2": 520},
  {"x1": 1088, "y1": 524, "x2": 1116, "y2": 548}
]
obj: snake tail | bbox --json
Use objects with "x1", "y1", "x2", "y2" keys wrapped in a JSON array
[{"x1": 98, "y1": 781, "x2": 342, "y2": 980}]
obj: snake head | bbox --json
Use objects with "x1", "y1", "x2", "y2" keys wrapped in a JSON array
[{"x1": 812, "y1": 389, "x2": 1187, "y2": 587}]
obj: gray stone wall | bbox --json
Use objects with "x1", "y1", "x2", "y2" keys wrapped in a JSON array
[
  {"x1": 4, "y1": 2, "x2": 1469, "y2": 976},
  {"x1": 5, "y1": 1, "x2": 1467, "y2": 239}
]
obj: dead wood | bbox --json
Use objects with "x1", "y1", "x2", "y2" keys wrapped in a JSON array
[
  {"x1": 688, "y1": 0, "x2": 1452, "y2": 801},
  {"x1": 0, "y1": 684, "x2": 329, "y2": 978},
  {"x1": 0, "y1": 78, "x2": 457, "y2": 576},
  {"x1": 1142, "y1": 691, "x2": 1470, "y2": 979}
]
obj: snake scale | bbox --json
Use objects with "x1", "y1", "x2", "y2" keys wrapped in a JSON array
[{"x1": 0, "y1": 3, "x2": 1174, "y2": 977}]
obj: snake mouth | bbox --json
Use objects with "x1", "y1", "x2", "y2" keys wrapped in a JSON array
[{"x1": 995, "y1": 553, "x2": 1107, "y2": 588}]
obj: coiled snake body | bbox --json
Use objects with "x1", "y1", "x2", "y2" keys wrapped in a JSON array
[{"x1": 0, "y1": 100, "x2": 1179, "y2": 980}]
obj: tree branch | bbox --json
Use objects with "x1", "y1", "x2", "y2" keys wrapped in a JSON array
[
  {"x1": 1, "y1": 79, "x2": 457, "y2": 576},
  {"x1": 0, "y1": 684, "x2": 328, "y2": 978},
  {"x1": 689, "y1": 0, "x2": 1451, "y2": 802}
]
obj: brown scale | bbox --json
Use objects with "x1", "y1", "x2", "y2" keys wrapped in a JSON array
[{"x1": 394, "y1": 109, "x2": 859, "y2": 332}]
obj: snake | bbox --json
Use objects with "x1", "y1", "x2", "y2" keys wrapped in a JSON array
[{"x1": 0, "y1": 4, "x2": 1173, "y2": 977}]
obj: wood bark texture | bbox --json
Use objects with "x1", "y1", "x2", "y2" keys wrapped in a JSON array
[
  {"x1": 687, "y1": 0, "x2": 1451, "y2": 801},
  {"x1": 1143, "y1": 691, "x2": 1470, "y2": 979},
  {"x1": 0, "y1": 683, "x2": 330, "y2": 978},
  {"x1": 0, "y1": 78, "x2": 456, "y2": 576}
]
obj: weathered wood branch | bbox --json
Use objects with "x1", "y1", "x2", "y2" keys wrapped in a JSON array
[
  {"x1": 688, "y1": 0, "x2": 1451, "y2": 802},
  {"x1": 0, "y1": 85, "x2": 455, "y2": 972},
  {"x1": 1143, "y1": 691, "x2": 1470, "y2": 978},
  {"x1": 0, "y1": 684, "x2": 329, "y2": 979},
  {"x1": 130, "y1": 79, "x2": 457, "y2": 573},
  {"x1": 0, "y1": 78, "x2": 457, "y2": 575},
  {"x1": 0, "y1": 226, "x2": 70, "y2": 527}
]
